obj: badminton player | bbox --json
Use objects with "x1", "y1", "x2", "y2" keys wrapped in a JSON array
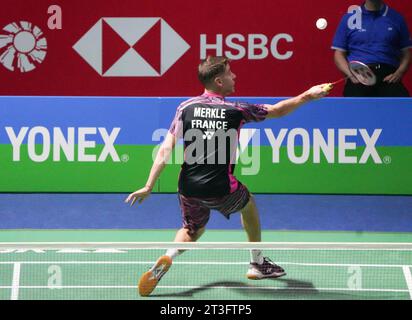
[{"x1": 125, "y1": 56, "x2": 331, "y2": 296}]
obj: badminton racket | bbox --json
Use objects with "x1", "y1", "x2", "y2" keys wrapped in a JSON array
[{"x1": 331, "y1": 61, "x2": 377, "y2": 86}]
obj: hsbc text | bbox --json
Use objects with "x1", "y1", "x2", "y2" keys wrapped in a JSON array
[{"x1": 200, "y1": 33, "x2": 293, "y2": 60}]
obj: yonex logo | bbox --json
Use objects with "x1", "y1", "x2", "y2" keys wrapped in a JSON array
[
  {"x1": 0, "y1": 21, "x2": 47, "y2": 72},
  {"x1": 203, "y1": 131, "x2": 215, "y2": 140},
  {"x1": 5, "y1": 126, "x2": 121, "y2": 163},
  {"x1": 73, "y1": 18, "x2": 190, "y2": 77}
]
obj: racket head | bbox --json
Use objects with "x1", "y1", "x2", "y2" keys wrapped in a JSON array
[{"x1": 349, "y1": 61, "x2": 377, "y2": 86}]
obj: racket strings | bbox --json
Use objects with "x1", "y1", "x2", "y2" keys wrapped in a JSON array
[
  {"x1": 349, "y1": 61, "x2": 377, "y2": 85},
  {"x1": 331, "y1": 61, "x2": 377, "y2": 87}
]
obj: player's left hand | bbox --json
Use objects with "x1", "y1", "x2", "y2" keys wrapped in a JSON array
[{"x1": 125, "y1": 186, "x2": 152, "y2": 206}]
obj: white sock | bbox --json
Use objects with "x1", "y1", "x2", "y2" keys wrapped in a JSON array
[
  {"x1": 165, "y1": 248, "x2": 182, "y2": 260},
  {"x1": 250, "y1": 249, "x2": 264, "y2": 264}
]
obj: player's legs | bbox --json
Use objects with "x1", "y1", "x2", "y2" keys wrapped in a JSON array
[
  {"x1": 166, "y1": 204, "x2": 208, "y2": 258},
  {"x1": 213, "y1": 184, "x2": 286, "y2": 280},
  {"x1": 165, "y1": 227, "x2": 206, "y2": 259},
  {"x1": 238, "y1": 192, "x2": 286, "y2": 279},
  {"x1": 240, "y1": 195, "x2": 261, "y2": 242},
  {"x1": 138, "y1": 196, "x2": 209, "y2": 296},
  {"x1": 173, "y1": 226, "x2": 205, "y2": 242},
  {"x1": 138, "y1": 229, "x2": 206, "y2": 297}
]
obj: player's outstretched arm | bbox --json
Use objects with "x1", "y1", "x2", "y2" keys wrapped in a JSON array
[
  {"x1": 265, "y1": 84, "x2": 331, "y2": 119},
  {"x1": 125, "y1": 132, "x2": 177, "y2": 206}
]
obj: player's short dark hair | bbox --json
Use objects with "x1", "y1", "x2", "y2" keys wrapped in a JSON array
[{"x1": 198, "y1": 56, "x2": 230, "y2": 87}]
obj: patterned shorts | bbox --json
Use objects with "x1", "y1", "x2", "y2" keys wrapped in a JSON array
[{"x1": 178, "y1": 183, "x2": 251, "y2": 236}]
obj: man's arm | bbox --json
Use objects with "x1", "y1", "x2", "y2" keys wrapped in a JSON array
[
  {"x1": 264, "y1": 83, "x2": 331, "y2": 119},
  {"x1": 334, "y1": 50, "x2": 359, "y2": 84},
  {"x1": 125, "y1": 132, "x2": 177, "y2": 205},
  {"x1": 384, "y1": 48, "x2": 411, "y2": 83}
]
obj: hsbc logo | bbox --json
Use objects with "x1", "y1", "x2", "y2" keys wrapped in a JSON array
[{"x1": 73, "y1": 18, "x2": 190, "y2": 77}]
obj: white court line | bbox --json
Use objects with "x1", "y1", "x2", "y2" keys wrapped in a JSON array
[
  {"x1": 402, "y1": 266, "x2": 412, "y2": 300},
  {"x1": 0, "y1": 285, "x2": 409, "y2": 294},
  {"x1": 1, "y1": 242, "x2": 412, "y2": 251},
  {"x1": 10, "y1": 263, "x2": 21, "y2": 300},
  {"x1": 0, "y1": 261, "x2": 411, "y2": 268}
]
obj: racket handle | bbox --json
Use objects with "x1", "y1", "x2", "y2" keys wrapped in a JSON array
[
  {"x1": 324, "y1": 83, "x2": 334, "y2": 92},
  {"x1": 331, "y1": 77, "x2": 347, "y2": 86}
]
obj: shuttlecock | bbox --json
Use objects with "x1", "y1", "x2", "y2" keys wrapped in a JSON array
[{"x1": 316, "y1": 18, "x2": 328, "y2": 30}]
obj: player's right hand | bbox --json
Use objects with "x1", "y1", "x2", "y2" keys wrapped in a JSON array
[
  {"x1": 306, "y1": 84, "x2": 332, "y2": 100},
  {"x1": 125, "y1": 186, "x2": 152, "y2": 206}
]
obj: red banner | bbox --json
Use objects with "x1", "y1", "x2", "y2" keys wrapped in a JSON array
[{"x1": 0, "y1": 0, "x2": 411, "y2": 96}]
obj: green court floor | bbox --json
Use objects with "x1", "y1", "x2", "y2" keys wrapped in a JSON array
[{"x1": 1, "y1": 230, "x2": 411, "y2": 300}]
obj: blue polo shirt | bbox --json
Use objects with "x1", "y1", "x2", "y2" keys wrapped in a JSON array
[{"x1": 332, "y1": 3, "x2": 412, "y2": 67}]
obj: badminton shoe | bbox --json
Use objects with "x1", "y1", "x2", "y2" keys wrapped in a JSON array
[
  {"x1": 138, "y1": 255, "x2": 172, "y2": 296},
  {"x1": 247, "y1": 257, "x2": 286, "y2": 279}
]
